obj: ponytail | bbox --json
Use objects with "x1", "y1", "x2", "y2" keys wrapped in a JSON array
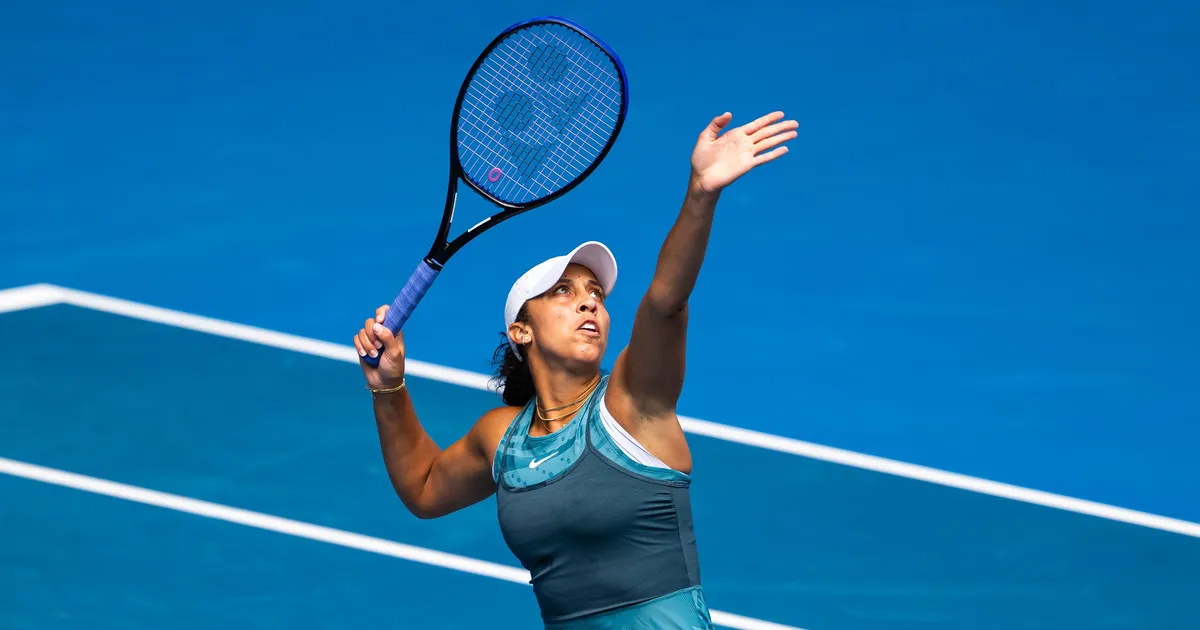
[{"x1": 490, "y1": 304, "x2": 535, "y2": 407}]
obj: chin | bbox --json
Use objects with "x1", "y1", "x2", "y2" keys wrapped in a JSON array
[{"x1": 572, "y1": 344, "x2": 606, "y2": 365}]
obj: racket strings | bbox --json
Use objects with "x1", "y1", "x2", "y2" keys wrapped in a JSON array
[
  {"x1": 467, "y1": 29, "x2": 619, "y2": 177},
  {"x1": 455, "y1": 22, "x2": 625, "y2": 206},
  {"x1": 467, "y1": 57, "x2": 607, "y2": 181}
]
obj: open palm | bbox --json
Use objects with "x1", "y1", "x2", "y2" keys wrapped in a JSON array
[{"x1": 691, "y1": 111, "x2": 798, "y2": 194}]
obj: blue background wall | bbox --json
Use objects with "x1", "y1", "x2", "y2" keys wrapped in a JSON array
[{"x1": 2, "y1": 0, "x2": 1197, "y2": 523}]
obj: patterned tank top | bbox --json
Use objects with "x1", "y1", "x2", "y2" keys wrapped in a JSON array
[{"x1": 492, "y1": 376, "x2": 714, "y2": 629}]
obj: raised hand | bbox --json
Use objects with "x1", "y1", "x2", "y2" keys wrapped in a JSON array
[
  {"x1": 354, "y1": 304, "x2": 406, "y2": 390},
  {"x1": 690, "y1": 111, "x2": 798, "y2": 194}
]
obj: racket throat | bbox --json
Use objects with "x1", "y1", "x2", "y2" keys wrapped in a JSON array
[{"x1": 427, "y1": 177, "x2": 460, "y2": 267}]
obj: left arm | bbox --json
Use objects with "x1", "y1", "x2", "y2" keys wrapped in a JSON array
[
  {"x1": 609, "y1": 177, "x2": 716, "y2": 421},
  {"x1": 607, "y1": 111, "x2": 797, "y2": 452}
]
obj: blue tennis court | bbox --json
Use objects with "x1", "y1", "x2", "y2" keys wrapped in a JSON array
[
  {"x1": 2, "y1": 1, "x2": 1198, "y2": 629},
  {"x1": 2, "y1": 292, "x2": 1198, "y2": 629}
]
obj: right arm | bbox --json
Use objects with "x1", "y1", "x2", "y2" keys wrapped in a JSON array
[{"x1": 356, "y1": 305, "x2": 513, "y2": 519}]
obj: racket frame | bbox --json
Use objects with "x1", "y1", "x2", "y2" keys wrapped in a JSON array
[
  {"x1": 364, "y1": 17, "x2": 627, "y2": 366},
  {"x1": 424, "y1": 15, "x2": 630, "y2": 268}
]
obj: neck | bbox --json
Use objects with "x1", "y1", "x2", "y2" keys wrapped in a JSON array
[{"x1": 528, "y1": 357, "x2": 600, "y2": 416}]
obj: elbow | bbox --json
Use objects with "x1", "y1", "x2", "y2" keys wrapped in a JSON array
[
  {"x1": 399, "y1": 491, "x2": 453, "y2": 520},
  {"x1": 392, "y1": 485, "x2": 441, "y2": 520},
  {"x1": 644, "y1": 283, "x2": 688, "y2": 317},
  {"x1": 411, "y1": 507, "x2": 441, "y2": 520},
  {"x1": 403, "y1": 498, "x2": 444, "y2": 520}
]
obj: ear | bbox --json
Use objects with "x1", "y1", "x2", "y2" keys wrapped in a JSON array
[{"x1": 507, "y1": 322, "x2": 532, "y2": 348}]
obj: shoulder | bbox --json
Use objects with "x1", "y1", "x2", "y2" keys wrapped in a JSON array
[
  {"x1": 468, "y1": 405, "x2": 523, "y2": 456},
  {"x1": 602, "y1": 364, "x2": 672, "y2": 423},
  {"x1": 601, "y1": 370, "x2": 693, "y2": 473}
]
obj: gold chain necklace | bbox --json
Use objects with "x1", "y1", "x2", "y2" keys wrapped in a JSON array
[
  {"x1": 534, "y1": 374, "x2": 600, "y2": 429},
  {"x1": 536, "y1": 373, "x2": 600, "y2": 414}
]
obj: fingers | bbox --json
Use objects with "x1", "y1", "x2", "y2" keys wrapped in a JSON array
[
  {"x1": 372, "y1": 321, "x2": 399, "y2": 351},
  {"x1": 353, "y1": 304, "x2": 392, "y2": 359},
  {"x1": 356, "y1": 330, "x2": 376, "y2": 359},
  {"x1": 365, "y1": 316, "x2": 382, "y2": 349},
  {"x1": 750, "y1": 119, "x2": 799, "y2": 144},
  {"x1": 740, "y1": 111, "x2": 785, "y2": 135},
  {"x1": 754, "y1": 128, "x2": 798, "y2": 154},
  {"x1": 353, "y1": 313, "x2": 383, "y2": 359},
  {"x1": 356, "y1": 323, "x2": 380, "y2": 359},
  {"x1": 701, "y1": 112, "x2": 733, "y2": 140},
  {"x1": 752, "y1": 145, "x2": 790, "y2": 166}
]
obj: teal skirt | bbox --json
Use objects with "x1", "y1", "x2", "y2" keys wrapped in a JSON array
[{"x1": 543, "y1": 586, "x2": 714, "y2": 630}]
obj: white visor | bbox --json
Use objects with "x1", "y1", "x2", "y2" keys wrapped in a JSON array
[{"x1": 504, "y1": 241, "x2": 618, "y2": 358}]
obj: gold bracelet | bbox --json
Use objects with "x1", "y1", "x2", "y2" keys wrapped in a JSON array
[{"x1": 366, "y1": 378, "x2": 406, "y2": 399}]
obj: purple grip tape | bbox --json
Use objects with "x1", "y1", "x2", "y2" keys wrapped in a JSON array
[{"x1": 362, "y1": 260, "x2": 440, "y2": 367}]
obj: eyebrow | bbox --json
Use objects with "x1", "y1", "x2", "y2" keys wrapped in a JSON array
[{"x1": 555, "y1": 277, "x2": 604, "y2": 291}]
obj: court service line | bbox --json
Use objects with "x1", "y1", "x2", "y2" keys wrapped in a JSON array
[
  {"x1": 0, "y1": 456, "x2": 802, "y2": 630},
  {"x1": 2, "y1": 283, "x2": 1199, "y2": 540}
]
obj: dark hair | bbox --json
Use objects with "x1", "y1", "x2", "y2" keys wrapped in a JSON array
[{"x1": 490, "y1": 303, "x2": 535, "y2": 407}]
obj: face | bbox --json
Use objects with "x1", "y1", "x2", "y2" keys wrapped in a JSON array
[{"x1": 510, "y1": 263, "x2": 610, "y2": 368}]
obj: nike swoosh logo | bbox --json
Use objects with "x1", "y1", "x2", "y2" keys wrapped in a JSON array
[{"x1": 529, "y1": 452, "x2": 559, "y2": 469}]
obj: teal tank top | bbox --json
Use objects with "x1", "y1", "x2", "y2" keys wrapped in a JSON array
[{"x1": 493, "y1": 376, "x2": 714, "y2": 629}]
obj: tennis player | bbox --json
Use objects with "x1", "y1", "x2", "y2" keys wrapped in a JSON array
[{"x1": 355, "y1": 111, "x2": 797, "y2": 628}]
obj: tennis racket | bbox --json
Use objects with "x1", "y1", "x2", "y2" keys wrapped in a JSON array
[{"x1": 363, "y1": 16, "x2": 629, "y2": 367}]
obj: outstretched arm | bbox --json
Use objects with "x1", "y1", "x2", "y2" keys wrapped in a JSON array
[{"x1": 608, "y1": 111, "x2": 797, "y2": 441}]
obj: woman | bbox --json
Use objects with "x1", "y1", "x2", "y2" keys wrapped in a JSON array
[{"x1": 354, "y1": 111, "x2": 797, "y2": 628}]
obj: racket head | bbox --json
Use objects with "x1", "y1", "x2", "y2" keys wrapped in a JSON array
[{"x1": 450, "y1": 17, "x2": 629, "y2": 212}]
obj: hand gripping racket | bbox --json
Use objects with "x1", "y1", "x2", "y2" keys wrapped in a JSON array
[{"x1": 363, "y1": 16, "x2": 629, "y2": 367}]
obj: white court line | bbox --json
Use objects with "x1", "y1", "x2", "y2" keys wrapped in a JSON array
[
  {"x1": 2, "y1": 283, "x2": 1199, "y2": 540},
  {"x1": 0, "y1": 283, "x2": 62, "y2": 314},
  {"x1": 0, "y1": 457, "x2": 803, "y2": 630}
]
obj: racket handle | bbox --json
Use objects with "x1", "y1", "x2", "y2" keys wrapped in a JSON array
[{"x1": 362, "y1": 259, "x2": 440, "y2": 368}]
